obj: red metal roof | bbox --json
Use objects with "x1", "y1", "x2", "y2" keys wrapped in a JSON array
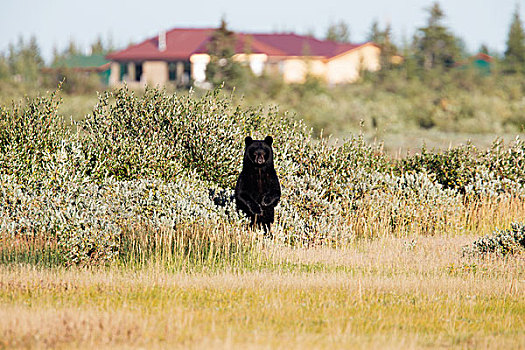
[
  {"x1": 473, "y1": 53, "x2": 493, "y2": 62},
  {"x1": 106, "y1": 28, "x2": 215, "y2": 61},
  {"x1": 107, "y1": 28, "x2": 372, "y2": 61},
  {"x1": 249, "y1": 33, "x2": 364, "y2": 58}
]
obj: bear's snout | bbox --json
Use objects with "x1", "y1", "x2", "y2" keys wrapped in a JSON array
[{"x1": 255, "y1": 152, "x2": 265, "y2": 164}]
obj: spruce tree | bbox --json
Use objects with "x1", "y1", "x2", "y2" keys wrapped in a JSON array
[
  {"x1": 206, "y1": 18, "x2": 248, "y2": 88},
  {"x1": 479, "y1": 44, "x2": 490, "y2": 55},
  {"x1": 504, "y1": 6, "x2": 525, "y2": 74},
  {"x1": 414, "y1": 2, "x2": 460, "y2": 70},
  {"x1": 367, "y1": 20, "x2": 382, "y2": 43},
  {"x1": 325, "y1": 20, "x2": 351, "y2": 43},
  {"x1": 367, "y1": 21, "x2": 398, "y2": 73},
  {"x1": 6, "y1": 35, "x2": 44, "y2": 83},
  {"x1": 90, "y1": 36, "x2": 106, "y2": 55},
  {"x1": 0, "y1": 55, "x2": 9, "y2": 80}
]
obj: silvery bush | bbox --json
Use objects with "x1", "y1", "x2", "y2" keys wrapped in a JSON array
[{"x1": 463, "y1": 222, "x2": 525, "y2": 256}]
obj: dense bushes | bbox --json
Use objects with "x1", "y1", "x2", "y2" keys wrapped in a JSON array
[
  {"x1": 0, "y1": 90, "x2": 67, "y2": 180},
  {"x1": 1, "y1": 87, "x2": 525, "y2": 265},
  {"x1": 394, "y1": 145, "x2": 478, "y2": 192},
  {"x1": 80, "y1": 88, "x2": 311, "y2": 187},
  {"x1": 393, "y1": 137, "x2": 525, "y2": 195}
]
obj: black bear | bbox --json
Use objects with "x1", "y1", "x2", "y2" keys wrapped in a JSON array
[{"x1": 235, "y1": 136, "x2": 281, "y2": 234}]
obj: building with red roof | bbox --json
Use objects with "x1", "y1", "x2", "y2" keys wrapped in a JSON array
[{"x1": 106, "y1": 27, "x2": 380, "y2": 87}]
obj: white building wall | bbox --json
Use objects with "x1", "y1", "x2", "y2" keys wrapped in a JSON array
[
  {"x1": 190, "y1": 54, "x2": 211, "y2": 83},
  {"x1": 326, "y1": 45, "x2": 380, "y2": 84},
  {"x1": 233, "y1": 53, "x2": 268, "y2": 76},
  {"x1": 109, "y1": 62, "x2": 120, "y2": 86},
  {"x1": 143, "y1": 61, "x2": 168, "y2": 86}
]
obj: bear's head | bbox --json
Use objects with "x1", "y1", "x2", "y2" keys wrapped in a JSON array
[{"x1": 243, "y1": 136, "x2": 274, "y2": 168}]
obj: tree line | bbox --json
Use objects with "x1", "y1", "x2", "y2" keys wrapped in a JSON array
[
  {"x1": 205, "y1": 2, "x2": 525, "y2": 91},
  {"x1": 1, "y1": 2, "x2": 524, "y2": 91},
  {"x1": 0, "y1": 35, "x2": 113, "y2": 88}
]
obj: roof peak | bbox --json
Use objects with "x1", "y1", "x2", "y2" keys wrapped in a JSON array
[{"x1": 166, "y1": 27, "x2": 217, "y2": 31}]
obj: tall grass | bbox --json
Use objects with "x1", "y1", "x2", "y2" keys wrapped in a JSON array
[
  {"x1": 118, "y1": 223, "x2": 260, "y2": 270},
  {"x1": 2, "y1": 195, "x2": 523, "y2": 269}
]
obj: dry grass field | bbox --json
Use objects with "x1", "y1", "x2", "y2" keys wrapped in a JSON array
[{"x1": 0, "y1": 235, "x2": 523, "y2": 349}]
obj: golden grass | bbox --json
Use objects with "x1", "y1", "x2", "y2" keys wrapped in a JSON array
[
  {"x1": 345, "y1": 195, "x2": 525, "y2": 238},
  {"x1": 0, "y1": 236, "x2": 523, "y2": 349}
]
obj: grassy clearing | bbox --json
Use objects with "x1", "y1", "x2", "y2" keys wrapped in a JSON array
[{"x1": 0, "y1": 236, "x2": 523, "y2": 349}]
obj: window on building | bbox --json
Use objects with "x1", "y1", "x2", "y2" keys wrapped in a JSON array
[
  {"x1": 168, "y1": 62, "x2": 177, "y2": 81},
  {"x1": 135, "y1": 63, "x2": 143, "y2": 82},
  {"x1": 168, "y1": 61, "x2": 191, "y2": 86},
  {"x1": 119, "y1": 63, "x2": 128, "y2": 81}
]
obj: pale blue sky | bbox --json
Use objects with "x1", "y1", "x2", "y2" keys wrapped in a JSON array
[{"x1": 1, "y1": 0, "x2": 524, "y2": 62}]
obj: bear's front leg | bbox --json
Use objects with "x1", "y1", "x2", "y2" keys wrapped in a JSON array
[
  {"x1": 238, "y1": 192, "x2": 262, "y2": 215},
  {"x1": 249, "y1": 202, "x2": 263, "y2": 216},
  {"x1": 261, "y1": 192, "x2": 280, "y2": 207}
]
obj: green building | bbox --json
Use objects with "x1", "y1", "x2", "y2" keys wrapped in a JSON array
[{"x1": 50, "y1": 54, "x2": 111, "y2": 85}]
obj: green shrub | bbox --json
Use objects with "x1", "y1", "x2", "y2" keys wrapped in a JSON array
[
  {"x1": 482, "y1": 137, "x2": 525, "y2": 185},
  {"x1": 394, "y1": 145, "x2": 478, "y2": 193},
  {"x1": 0, "y1": 89, "x2": 68, "y2": 181},
  {"x1": 80, "y1": 87, "x2": 312, "y2": 187}
]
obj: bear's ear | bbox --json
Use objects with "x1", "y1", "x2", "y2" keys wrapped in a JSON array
[
  {"x1": 264, "y1": 136, "x2": 273, "y2": 146},
  {"x1": 245, "y1": 136, "x2": 254, "y2": 146}
]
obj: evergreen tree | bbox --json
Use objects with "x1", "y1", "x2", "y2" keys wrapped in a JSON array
[
  {"x1": 367, "y1": 20, "x2": 382, "y2": 43},
  {"x1": 6, "y1": 35, "x2": 44, "y2": 83},
  {"x1": 379, "y1": 23, "x2": 398, "y2": 70},
  {"x1": 24, "y1": 36, "x2": 44, "y2": 81},
  {"x1": 206, "y1": 18, "x2": 248, "y2": 88},
  {"x1": 367, "y1": 20, "x2": 398, "y2": 73},
  {"x1": 51, "y1": 45, "x2": 63, "y2": 66},
  {"x1": 65, "y1": 38, "x2": 80, "y2": 57},
  {"x1": 414, "y1": 2, "x2": 461, "y2": 70},
  {"x1": 7, "y1": 42, "x2": 17, "y2": 74},
  {"x1": 0, "y1": 55, "x2": 9, "y2": 80},
  {"x1": 90, "y1": 35, "x2": 110, "y2": 55},
  {"x1": 504, "y1": 6, "x2": 525, "y2": 74},
  {"x1": 479, "y1": 44, "x2": 490, "y2": 55},
  {"x1": 105, "y1": 33, "x2": 115, "y2": 53},
  {"x1": 325, "y1": 20, "x2": 351, "y2": 43}
]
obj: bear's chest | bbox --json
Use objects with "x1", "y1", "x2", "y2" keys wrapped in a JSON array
[{"x1": 247, "y1": 171, "x2": 270, "y2": 195}]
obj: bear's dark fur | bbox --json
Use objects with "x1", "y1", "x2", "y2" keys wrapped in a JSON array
[{"x1": 235, "y1": 136, "x2": 281, "y2": 234}]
